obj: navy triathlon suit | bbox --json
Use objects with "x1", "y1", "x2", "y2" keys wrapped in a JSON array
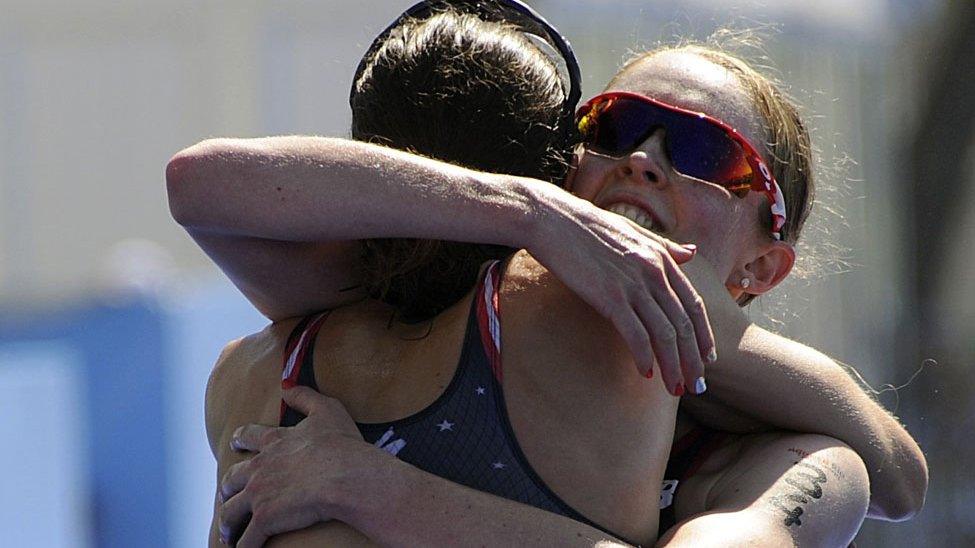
[{"x1": 280, "y1": 261, "x2": 727, "y2": 544}]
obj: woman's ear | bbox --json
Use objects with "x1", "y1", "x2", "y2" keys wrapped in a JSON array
[{"x1": 739, "y1": 241, "x2": 796, "y2": 297}]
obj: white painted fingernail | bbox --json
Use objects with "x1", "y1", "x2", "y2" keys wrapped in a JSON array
[
  {"x1": 707, "y1": 347, "x2": 717, "y2": 363},
  {"x1": 694, "y1": 377, "x2": 707, "y2": 395}
]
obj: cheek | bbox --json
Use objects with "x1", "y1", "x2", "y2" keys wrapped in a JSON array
[
  {"x1": 673, "y1": 197, "x2": 752, "y2": 268},
  {"x1": 566, "y1": 155, "x2": 607, "y2": 201}
]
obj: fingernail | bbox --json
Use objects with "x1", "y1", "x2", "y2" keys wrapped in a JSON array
[
  {"x1": 218, "y1": 489, "x2": 225, "y2": 504},
  {"x1": 707, "y1": 347, "x2": 717, "y2": 363},
  {"x1": 682, "y1": 244, "x2": 697, "y2": 254},
  {"x1": 694, "y1": 377, "x2": 707, "y2": 395},
  {"x1": 674, "y1": 383, "x2": 685, "y2": 397},
  {"x1": 645, "y1": 367, "x2": 653, "y2": 379},
  {"x1": 219, "y1": 525, "x2": 230, "y2": 544}
]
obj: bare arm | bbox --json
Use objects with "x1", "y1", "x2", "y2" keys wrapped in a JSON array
[
  {"x1": 677, "y1": 258, "x2": 928, "y2": 522},
  {"x1": 220, "y1": 390, "x2": 869, "y2": 548},
  {"x1": 167, "y1": 136, "x2": 542, "y2": 319},
  {"x1": 168, "y1": 135, "x2": 714, "y2": 390},
  {"x1": 346, "y1": 455, "x2": 629, "y2": 548},
  {"x1": 659, "y1": 432, "x2": 871, "y2": 547},
  {"x1": 221, "y1": 387, "x2": 630, "y2": 548}
]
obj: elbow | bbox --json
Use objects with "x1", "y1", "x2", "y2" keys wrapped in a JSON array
[
  {"x1": 165, "y1": 139, "x2": 236, "y2": 227},
  {"x1": 873, "y1": 441, "x2": 929, "y2": 522},
  {"x1": 893, "y1": 447, "x2": 929, "y2": 521}
]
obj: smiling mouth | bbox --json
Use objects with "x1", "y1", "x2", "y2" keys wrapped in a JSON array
[{"x1": 604, "y1": 202, "x2": 662, "y2": 233}]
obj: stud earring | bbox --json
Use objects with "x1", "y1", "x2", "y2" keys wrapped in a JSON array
[{"x1": 740, "y1": 277, "x2": 751, "y2": 289}]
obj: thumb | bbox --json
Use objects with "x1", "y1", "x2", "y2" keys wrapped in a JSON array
[{"x1": 282, "y1": 386, "x2": 323, "y2": 416}]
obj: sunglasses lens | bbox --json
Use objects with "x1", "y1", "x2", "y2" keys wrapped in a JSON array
[
  {"x1": 579, "y1": 98, "x2": 652, "y2": 155},
  {"x1": 579, "y1": 97, "x2": 755, "y2": 196},
  {"x1": 667, "y1": 120, "x2": 754, "y2": 197}
]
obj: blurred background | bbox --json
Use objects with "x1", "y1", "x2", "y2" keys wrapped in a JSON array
[{"x1": 0, "y1": 0, "x2": 971, "y2": 546}]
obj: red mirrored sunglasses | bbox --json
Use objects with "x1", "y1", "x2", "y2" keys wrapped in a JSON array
[{"x1": 576, "y1": 91, "x2": 786, "y2": 239}]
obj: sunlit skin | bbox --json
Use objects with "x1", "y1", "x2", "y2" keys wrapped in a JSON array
[
  {"x1": 191, "y1": 47, "x2": 927, "y2": 548},
  {"x1": 568, "y1": 50, "x2": 796, "y2": 299}
]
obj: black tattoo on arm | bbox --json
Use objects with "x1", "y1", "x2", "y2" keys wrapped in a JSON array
[{"x1": 767, "y1": 461, "x2": 828, "y2": 527}]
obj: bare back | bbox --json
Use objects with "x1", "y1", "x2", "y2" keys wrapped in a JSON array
[{"x1": 206, "y1": 251, "x2": 678, "y2": 546}]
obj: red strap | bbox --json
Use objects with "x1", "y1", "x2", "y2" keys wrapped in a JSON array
[
  {"x1": 476, "y1": 262, "x2": 503, "y2": 381},
  {"x1": 279, "y1": 312, "x2": 330, "y2": 421}
]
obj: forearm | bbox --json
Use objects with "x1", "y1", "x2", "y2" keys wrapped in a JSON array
[
  {"x1": 167, "y1": 136, "x2": 551, "y2": 246},
  {"x1": 339, "y1": 457, "x2": 628, "y2": 548},
  {"x1": 660, "y1": 432, "x2": 871, "y2": 547},
  {"x1": 677, "y1": 259, "x2": 927, "y2": 521},
  {"x1": 714, "y1": 329, "x2": 926, "y2": 520}
]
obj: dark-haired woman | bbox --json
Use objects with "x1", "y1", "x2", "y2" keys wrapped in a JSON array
[{"x1": 169, "y1": 8, "x2": 926, "y2": 548}]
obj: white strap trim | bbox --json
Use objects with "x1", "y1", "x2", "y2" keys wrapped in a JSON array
[
  {"x1": 282, "y1": 313, "x2": 326, "y2": 381},
  {"x1": 483, "y1": 263, "x2": 501, "y2": 354}
]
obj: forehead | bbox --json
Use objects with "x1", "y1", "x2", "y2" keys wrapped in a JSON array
[{"x1": 606, "y1": 51, "x2": 767, "y2": 149}]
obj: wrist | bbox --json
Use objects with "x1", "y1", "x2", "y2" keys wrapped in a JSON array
[
  {"x1": 516, "y1": 177, "x2": 578, "y2": 256},
  {"x1": 493, "y1": 174, "x2": 549, "y2": 250}
]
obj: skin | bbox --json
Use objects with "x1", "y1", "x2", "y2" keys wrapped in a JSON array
[
  {"x1": 570, "y1": 50, "x2": 796, "y2": 292},
  {"x1": 167, "y1": 136, "x2": 714, "y2": 395},
  {"x1": 208, "y1": 249, "x2": 681, "y2": 546},
  {"x1": 182, "y1": 51, "x2": 927, "y2": 546}
]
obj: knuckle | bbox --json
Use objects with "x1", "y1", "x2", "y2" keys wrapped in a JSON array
[
  {"x1": 643, "y1": 261, "x2": 667, "y2": 279},
  {"x1": 258, "y1": 429, "x2": 279, "y2": 447},
  {"x1": 222, "y1": 463, "x2": 241, "y2": 485},
  {"x1": 249, "y1": 451, "x2": 268, "y2": 470},
  {"x1": 628, "y1": 332, "x2": 651, "y2": 354},
  {"x1": 656, "y1": 325, "x2": 677, "y2": 344},
  {"x1": 323, "y1": 396, "x2": 345, "y2": 414},
  {"x1": 676, "y1": 315, "x2": 695, "y2": 336}
]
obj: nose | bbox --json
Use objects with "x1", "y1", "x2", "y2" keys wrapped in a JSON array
[{"x1": 616, "y1": 129, "x2": 669, "y2": 189}]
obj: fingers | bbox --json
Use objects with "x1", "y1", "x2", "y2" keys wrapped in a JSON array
[
  {"x1": 661, "y1": 258, "x2": 715, "y2": 392},
  {"x1": 667, "y1": 241, "x2": 698, "y2": 265},
  {"x1": 648, "y1": 279, "x2": 706, "y2": 395},
  {"x1": 219, "y1": 489, "x2": 252, "y2": 545},
  {"x1": 611, "y1": 307, "x2": 657, "y2": 378},
  {"x1": 284, "y1": 387, "x2": 361, "y2": 437},
  {"x1": 281, "y1": 385, "x2": 325, "y2": 416},
  {"x1": 232, "y1": 424, "x2": 280, "y2": 453},
  {"x1": 220, "y1": 460, "x2": 251, "y2": 504},
  {"x1": 629, "y1": 219, "x2": 696, "y2": 265},
  {"x1": 632, "y1": 295, "x2": 683, "y2": 394},
  {"x1": 235, "y1": 519, "x2": 269, "y2": 548}
]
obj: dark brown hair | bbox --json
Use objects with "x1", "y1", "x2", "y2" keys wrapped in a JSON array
[{"x1": 350, "y1": 9, "x2": 569, "y2": 321}]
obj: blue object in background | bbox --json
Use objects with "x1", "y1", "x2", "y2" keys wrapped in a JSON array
[
  {"x1": 0, "y1": 341, "x2": 90, "y2": 548},
  {"x1": 0, "y1": 278, "x2": 266, "y2": 547},
  {"x1": 0, "y1": 297, "x2": 169, "y2": 547}
]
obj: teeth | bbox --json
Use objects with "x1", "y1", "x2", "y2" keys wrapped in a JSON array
[{"x1": 606, "y1": 203, "x2": 657, "y2": 232}]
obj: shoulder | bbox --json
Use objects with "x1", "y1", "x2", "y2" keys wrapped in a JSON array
[
  {"x1": 500, "y1": 250, "x2": 609, "y2": 326},
  {"x1": 204, "y1": 319, "x2": 303, "y2": 457},
  {"x1": 498, "y1": 251, "x2": 646, "y2": 396}
]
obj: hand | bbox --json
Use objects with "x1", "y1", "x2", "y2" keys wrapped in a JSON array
[
  {"x1": 527, "y1": 189, "x2": 715, "y2": 396},
  {"x1": 217, "y1": 387, "x2": 388, "y2": 547}
]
